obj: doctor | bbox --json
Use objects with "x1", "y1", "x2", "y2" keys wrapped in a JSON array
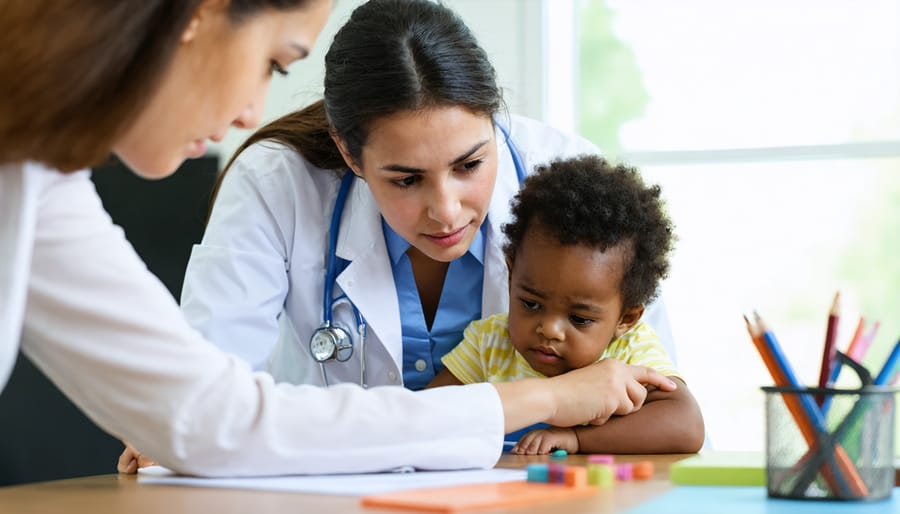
[
  {"x1": 182, "y1": 0, "x2": 679, "y2": 392},
  {"x1": 3, "y1": 0, "x2": 676, "y2": 478}
]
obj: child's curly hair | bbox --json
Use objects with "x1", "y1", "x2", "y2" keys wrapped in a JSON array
[{"x1": 502, "y1": 154, "x2": 675, "y2": 309}]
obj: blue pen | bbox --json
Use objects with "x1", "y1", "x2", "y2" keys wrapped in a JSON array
[{"x1": 873, "y1": 338, "x2": 900, "y2": 386}]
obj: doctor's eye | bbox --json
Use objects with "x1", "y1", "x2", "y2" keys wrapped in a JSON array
[
  {"x1": 269, "y1": 60, "x2": 289, "y2": 77},
  {"x1": 460, "y1": 159, "x2": 484, "y2": 172},
  {"x1": 392, "y1": 175, "x2": 420, "y2": 188}
]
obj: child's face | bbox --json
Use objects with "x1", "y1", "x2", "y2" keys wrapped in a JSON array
[{"x1": 507, "y1": 222, "x2": 640, "y2": 377}]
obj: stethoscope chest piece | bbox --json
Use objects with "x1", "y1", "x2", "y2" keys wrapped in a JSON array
[{"x1": 309, "y1": 325, "x2": 354, "y2": 363}]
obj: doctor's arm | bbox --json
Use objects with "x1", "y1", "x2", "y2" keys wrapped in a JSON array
[
  {"x1": 180, "y1": 150, "x2": 302, "y2": 370},
  {"x1": 429, "y1": 361, "x2": 679, "y2": 434}
]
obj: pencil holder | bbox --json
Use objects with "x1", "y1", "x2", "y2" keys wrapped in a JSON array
[{"x1": 762, "y1": 385, "x2": 897, "y2": 501}]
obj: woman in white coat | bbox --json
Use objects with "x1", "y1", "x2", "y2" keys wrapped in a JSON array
[
  {"x1": 182, "y1": 0, "x2": 679, "y2": 392},
  {"x1": 0, "y1": 0, "x2": 676, "y2": 478}
]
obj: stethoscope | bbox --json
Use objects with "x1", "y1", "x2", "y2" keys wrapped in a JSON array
[{"x1": 309, "y1": 123, "x2": 527, "y2": 388}]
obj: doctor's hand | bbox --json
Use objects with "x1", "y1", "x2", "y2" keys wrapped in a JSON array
[
  {"x1": 551, "y1": 359, "x2": 677, "y2": 427},
  {"x1": 116, "y1": 441, "x2": 156, "y2": 474},
  {"x1": 494, "y1": 359, "x2": 677, "y2": 434}
]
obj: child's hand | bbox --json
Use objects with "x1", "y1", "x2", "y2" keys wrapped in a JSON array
[
  {"x1": 511, "y1": 427, "x2": 578, "y2": 455},
  {"x1": 116, "y1": 441, "x2": 156, "y2": 474}
]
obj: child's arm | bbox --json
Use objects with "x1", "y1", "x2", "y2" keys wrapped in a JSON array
[
  {"x1": 427, "y1": 368, "x2": 464, "y2": 388},
  {"x1": 512, "y1": 377, "x2": 704, "y2": 455}
]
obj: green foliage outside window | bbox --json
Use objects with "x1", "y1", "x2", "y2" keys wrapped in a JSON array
[{"x1": 577, "y1": 0, "x2": 647, "y2": 159}]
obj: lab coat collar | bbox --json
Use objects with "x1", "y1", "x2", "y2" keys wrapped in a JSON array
[
  {"x1": 333, "y1": 178, "x2": 404, "y2": 372},
  {"x1": 330, "y1": 125, "x2": 521, "y2": 371},
  {"x1": 481, "y1": 124, "x2": 521, "y2": 319}
]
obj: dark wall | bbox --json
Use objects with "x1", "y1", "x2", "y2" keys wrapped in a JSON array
[{"x1": 0, "y1": 156, "x2": 218, "y2": 486}]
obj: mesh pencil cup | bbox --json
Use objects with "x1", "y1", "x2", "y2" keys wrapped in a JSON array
[{"x1": 762, "y1": 385, "x2": 897, "y2": 501}]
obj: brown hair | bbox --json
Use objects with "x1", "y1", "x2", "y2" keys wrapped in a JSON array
[
  {"x1": 211, "y1": 0, "x2": 503, "y2": 207},
  {"x1": 0, "y1": 1, "x2": 203, "y2": 172},
  {"x1": 0, "y1": 0, "x2": 315, "y2": 173}
]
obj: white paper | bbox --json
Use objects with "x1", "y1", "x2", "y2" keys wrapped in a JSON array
[{"x1": 137, "y1": 466, "x2": 525, "y2": 496}]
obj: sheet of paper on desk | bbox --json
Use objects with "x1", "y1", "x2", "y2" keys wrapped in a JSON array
[
  {"x1": 624, "y1": 486, "x2": 898, "y2": 514},
  {"x1": 137, "y1": 466, "x2": 525, "y2": 496}
]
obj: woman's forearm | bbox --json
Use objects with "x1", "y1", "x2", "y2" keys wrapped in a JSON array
[{"x1": 493, "y1": 360, "x2": 677, "y2": 434}]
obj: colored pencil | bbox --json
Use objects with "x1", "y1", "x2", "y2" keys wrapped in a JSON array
[
  {"x1": 821, "y1": 317, "x2": 866, "y2": 414},
  {"x1": 816, "y1": 292, "x2": 840, "y2": 406},
  {"x1": 745, "y1": 314, "x2": 868, "y2": 498},
  {"x1": 789, "y1": 339, "x2": 899, "y2": 496},
  {"x1": 850, "y1": 321, "x2": 880, "y2": 363},
  {"x1": 874, "y1": 338, "x2": 900, "y2": 386},
  {"x1": 828, "y1": 317, "x2": 865, "y2": 385}
]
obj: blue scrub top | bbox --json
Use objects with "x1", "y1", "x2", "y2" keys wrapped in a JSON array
[{"x1": 382, "y1": 218, "x2": 486, "y2": 390}]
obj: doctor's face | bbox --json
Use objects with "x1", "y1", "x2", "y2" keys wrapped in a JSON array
[
  {"x1": 113, "y1": 0, "x2": 331, "y2": 178},
  {"x1": 357, "y1": 106, "x2": 499, "y2": 263}
]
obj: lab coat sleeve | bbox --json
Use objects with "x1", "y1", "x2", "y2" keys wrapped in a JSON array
[
  {"x1": 20, "y1": 169, "x2": 504, "y2": 476},
  {"x1": 180, "y1": 145, "x2": 301, "y2": 370}
]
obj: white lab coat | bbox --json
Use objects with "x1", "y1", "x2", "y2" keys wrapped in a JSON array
[
  {"x1": 183, "y1": 115, "x2": 677, "y2": 388},
  {"x1": 0, "y1": 161, "x2": 504, "y2": 476}
]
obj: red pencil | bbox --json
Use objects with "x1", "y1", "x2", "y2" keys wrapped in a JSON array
[{"x1": 816, "y1": 292, "x2": 840, "y2": 406}]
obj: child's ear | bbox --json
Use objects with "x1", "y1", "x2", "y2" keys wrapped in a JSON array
[
  {"x1": 615, "y1": 305, "x2": 645, "y2": 337},
  {"x1": 505, "y1": 256, "x2": 513, "y2": 288}
]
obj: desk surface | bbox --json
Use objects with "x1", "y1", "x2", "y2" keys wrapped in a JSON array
[{"x1": 0, "y1": 454, "x2": 689, "y2": 514}]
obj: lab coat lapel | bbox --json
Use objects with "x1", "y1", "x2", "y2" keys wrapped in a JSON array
[
  {"x1": 333, "y1": 179, "x2": 403, "y2": 372},
  {"x1": 482, "y1": 126, "x2": 522, "y2": 318}
]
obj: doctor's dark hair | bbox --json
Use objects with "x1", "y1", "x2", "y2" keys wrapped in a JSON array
[
  {"x1": 502, "y1": 155, "x2": 675, "y2": 310},
  {"x1": 0, "y1": 0, "x2": 316, "y2": 173},
  {"x1": 219, "y1": 0, "x2": 503, "y2": 181}
]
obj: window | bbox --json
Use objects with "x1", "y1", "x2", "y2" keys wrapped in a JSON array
[{"x1": 554, "y1": 0, "x2": 900, "y2": 450}]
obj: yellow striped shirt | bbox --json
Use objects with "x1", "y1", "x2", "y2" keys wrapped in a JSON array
[{"x1": 441, "y1": 312, "x2": 681, "y2": 384}]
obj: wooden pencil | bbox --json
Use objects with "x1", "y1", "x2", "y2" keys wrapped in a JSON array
[
  {"x1": 816, "y1": 292, "x2": 840, "y2": 405},
  {"x1": 746, "y1": 313, "x2": 868, "y2": 498}
]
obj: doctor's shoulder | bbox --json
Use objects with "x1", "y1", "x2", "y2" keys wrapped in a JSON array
[
  {"x1": 223, "y1": 139, "x2": 343, "y2": 208},
  {"x1": 504, "y1": 114, "x2": 600, "y2": 168}
]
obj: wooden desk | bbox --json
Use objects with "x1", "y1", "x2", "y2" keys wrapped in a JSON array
[{"x1": 0, "y1": 454, "x2": 691, "y2": 514}]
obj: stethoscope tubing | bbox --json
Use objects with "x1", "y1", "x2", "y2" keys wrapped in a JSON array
[{"x1": 315, "y1": 123, "x2": 525, "y2": 387}]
